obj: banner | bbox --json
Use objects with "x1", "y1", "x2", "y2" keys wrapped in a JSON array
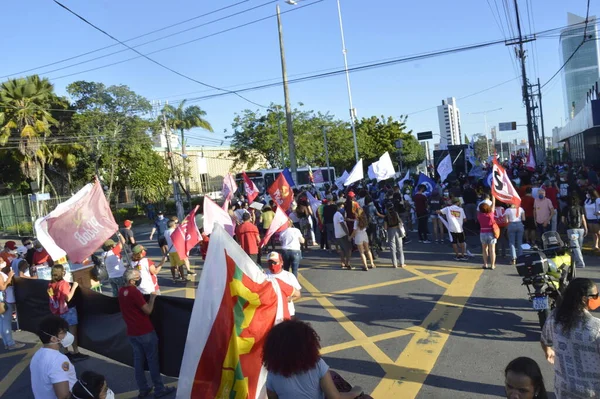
[
  {"x1": 492, "y1": 159, "x2": 521, "y2": 207},
  {"x1": 344, "y1": 159, "x2": 364, "y2": 186},
  {"x1": 525, "y1": 147, "x2": 536, "y2": 171},
  {"x1": 222, "y1": 173, "x2": 238, "y2": 202},
  {"x1": 177, "y1": 225, "x2": 293, "y2": 399},
  {"x1": 268, "y1": 173, "x2": 294, "y2": 211},
  {"x1": 335, "y1": 170, "x2": 349, "y2": 188},
  {"x1": 242, "y1": 172, "x2": 259, "y2": 203},
  {"x1": 203, "y1": 197, "x2": 235, "y2": 236},
  {"x1": 171, "y1": 206, "x2": 201, "y2": 260},
  {"x1": 259, "y1": 206, "x2": 290, "y2": 248},
  {"x1": 414, "y1": 173, "x2": 436, "y2": 196},
  {"x1": 437, "y1": 154, "x2": 453, "y2": 183},
  {"x1": 35, "y1": 179, "x2": 118, "y2": 263},
  {"x1": 313, "y1": 169, "x2": 324, "y2": 184},
  {"x1": 397, "y1": 170, "x2": 410, "y2": 190},
  {"x1": 282, "y1": 168, "x2": 296, "y2": 188},
  {"x1": 370, "y1": 152, "x2": 396, "y2": 182}
]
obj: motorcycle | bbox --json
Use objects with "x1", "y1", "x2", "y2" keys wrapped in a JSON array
[{"x1": 514, "y1": 231, "x2": 576, "y2": 329}]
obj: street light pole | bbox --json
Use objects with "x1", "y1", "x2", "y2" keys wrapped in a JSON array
[
  {"x1": 276, "y1": 4, "x2": 298, "y2": 184},
  {"x1": 336, "y1": 0, "x2": 359, "y2": 163}
]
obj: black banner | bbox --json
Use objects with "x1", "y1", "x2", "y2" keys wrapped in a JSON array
[{"x1": 14, "y1": 278, "x2": 193, "y2": 377}]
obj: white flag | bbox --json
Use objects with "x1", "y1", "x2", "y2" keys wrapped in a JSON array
[
  {"x1": 305, "y1": 191, "x2": 321, "y2": 218},
  {"x1": 222, "y1": 173, "x2": 237, "y2": 201},
  {"x1": 373, "y1": 152, "x2": 396, "y2": 181},
  {"x1": 203, "y1": 196, "x2": 235, "y2": 236},
  {"x1": 367, "y1": 164, "x2": 377, "y2": 180},
  {"x1": 344, "y1": 159, "x2": 364, "y2": 186},
  {"x1": 437, "y1": 154, "x2": 453, "y2": 183},
  {"x1": 335, "y1": 170, "x2": 349, "y2": 187},
  {"x1": 397, "y1": 170, "x2": 410, "y2": 190}
]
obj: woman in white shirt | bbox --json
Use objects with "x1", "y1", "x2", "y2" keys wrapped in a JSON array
[
  {"x1": 351, "y1": 210, "x2": 376, "y2": 271},
  {"x1": 584, "y1": 189, "x2": 600, "y2": 250},
  {"x1": 0, "y1": 259, "x2": 24, "y2": 350},
  {"x1": 504, "y1": 204, "x2": 526, "y2": 265}
]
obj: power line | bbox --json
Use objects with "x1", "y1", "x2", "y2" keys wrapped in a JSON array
[
  {"x1": 52, "y1": 0, "x2": 268, "y2": 108},
  {"x1": 0, "y1": 1, "x2": 251, "y2": 79}
]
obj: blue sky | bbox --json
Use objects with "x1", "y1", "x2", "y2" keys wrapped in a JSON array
[{"x1": 3, "y1": 0, "x2": 598, "y2": 149}]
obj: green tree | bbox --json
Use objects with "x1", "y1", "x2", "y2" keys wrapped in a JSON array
[
  {"x1": 0, "y1": 75, "x2": 58, "y2": 193},
  {"x1": 473, "y1": 136, "x2": 490, "y2": 160}
]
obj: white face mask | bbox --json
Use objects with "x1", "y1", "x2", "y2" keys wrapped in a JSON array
[
  {"x1": 26, "y1": 244, "x2": 33, "y2": 249},
  {"x1": 158, "y1": 215, "x2": 164, "y2": 220},
  {"x1": 106, "y1": 389, "x2": 115, "y2": 399},
  {"x1": 47, "y1": 331, "x2": 75, "y2": 348}
]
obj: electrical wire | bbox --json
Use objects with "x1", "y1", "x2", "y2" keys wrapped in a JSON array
[
  {"x1": 488, "y1": 0, "x2": 521, "y2": 78},
  {"x1": 0, "y1": 1, "x2": 251, "y2": 79},
  {"x1": 52, "y1": 0, "x2": 271, "y2": 108}
]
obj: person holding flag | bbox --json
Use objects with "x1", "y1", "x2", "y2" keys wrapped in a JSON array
[
  {"x1": 236, "y1": 213, "x2": 261, "y2": 265},
  {"x1": 242, "y1": 172, "x2": 259, "y2": 203}
]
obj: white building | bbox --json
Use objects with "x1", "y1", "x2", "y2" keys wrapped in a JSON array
[
  {"x1": 153, "y1": 127, "x2": 180, "y2": 149},
  {"x1": 437, "y1": 97, "x2": 462, "y2": 148}
]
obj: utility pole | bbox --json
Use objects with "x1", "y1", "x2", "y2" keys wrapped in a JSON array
[
  {"x1": 162, "y1": 111, "x2": 185, "y2": 221},
  {"x1": 537, "y1": 78, "x2": 547, "y2": 162},
  {"x1": 276, "y1": 4, "x2": 297, "y2": 184},
  {"x1": 322, "y1": 126, "x2": 331, "y2": 182},
  {"x1": 276, "y1": 109, "x2": 286, "y2": 168}
]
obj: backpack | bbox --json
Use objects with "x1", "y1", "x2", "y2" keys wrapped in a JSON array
[
  {"x1": 385, "y1": 206, "x2": 401, "y2": 227},
  {"x1": 566, "y1": 206, "x2": 583, "y2": 229},
  {"x1": 48, "y1": 280, "x2": 68, "y2": 315}
]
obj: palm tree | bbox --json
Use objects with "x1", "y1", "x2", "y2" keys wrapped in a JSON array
[
  {"x1": 162, "y1": 100, "x2": 213, "y2": 197},
  {"x1": 0, "y1": 75, "x2": 58, "y2": 193}
]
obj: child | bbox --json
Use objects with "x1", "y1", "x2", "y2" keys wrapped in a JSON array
[{"x1": 47, "y1": 264, "x2": 89, "y2": 361}]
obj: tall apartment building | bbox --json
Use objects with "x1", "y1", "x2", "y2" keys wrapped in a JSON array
[{"x1": 437, "y1": 97, "x2": 462, "y2": 148}]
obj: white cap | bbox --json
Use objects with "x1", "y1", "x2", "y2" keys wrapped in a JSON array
[{"x1": 16, "y1": 246, "x2": 28, "y2": 255}]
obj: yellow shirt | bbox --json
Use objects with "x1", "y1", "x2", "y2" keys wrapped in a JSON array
[{"x1": 260, "y1": 211, "x2": 275, "y2": 229}]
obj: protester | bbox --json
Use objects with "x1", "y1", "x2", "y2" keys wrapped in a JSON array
[
  {"x1": 562, "y1": 195, "x2": 587, "y2": 268},
  {"x1": 323, "y1": 198, "x2": 339, "y2": 253},
  {"x1": 119, "y1": 220, "x2": 136, "y2": 249},
  {"x1": 48, "y1": 264, "x2": 89, "y2": 362},
  {"x1": 351, "y1": 210, "x2": 376, "y2": 271},
  {"x1": 344, "y1": 191, "x2": 361, "y2": 240},
  {"x1": 437, "y1": 198, "x2": 467, "y2": 261},
  {"x1": 504, "y1": 203, "x2": 525, "y2": 265},
  {"x1": 259, "y1": 205, "x2": 276, "y2": 251},
  {"x1": 541, "y1": 278, "x2": 600, "y2": 397},
  {"x1": 263, "y1": 319, "x2": 364, "y2": 399},
  {"x1": 583, "y1": 188, "x2": 600, "y2": 250},
  {"x1": 23, "y1": 237, "x2": 36, "y2": 266},
  {"x1": 429, "y1": 190, "x2": 445, "y2": 243},
  {"x1": 0, "y1": 240, "x2": 17, "y2": 266},
  {"x1": 534, "y1": 189, "x2": 554, "y2": 244},
  {"x1": 316, "y1": 200, "x2": 329, "y2": 251},
  {"x1": 521, "y1": 187, "x2": 537, "y2": 246},
  {"x1": 384, "y1": 200, "x2": 406, "y2": 269},
  {"x1": 164, "y1": 220, "x2": 185, "y2": 282},
  {"x1": 32, "y1": 240, "x2": 54, "y2": 270},
  {"x1": 504, "y1": 357, "x2": 548, "y2": 399},
  {"x1": 149, "y1": 211, "x2": 169, "y2": 255},
  {"x1": 494, "y1": 203, "x2": 508, "y2": 260},
  {"x1": 334, "y1": 201, "x2": 353, "y2": 270},
  {"x1": 0, "y1": 259, "x2": 23, "y2": 350},
  {"x1": 401, "y1": 187, "x2": 414, "y2": 232},
  {"x1": 364, "y1": 195, "x2": 385, "y2": 257},
  {"x1": 102, "y1": 239, "x2": 125, "y2": 297},
  {"x1": 413, "y1": 184, "x2": 431, "y2": 243},
  {"x1": 296, "y1": 195, "x2": 314, "y2": 249},
  {"x1": 279, "y1": 220, "x2": 305, "y2": 277},
  {"x1": 70, "y1": 371, "x2": 113, "y2": 399},
  {"x1": 30, "y1": 315, "x2": 77, "y2": 399},
  {"x1": 462, "y1": 183, "x2": 478, "y2": 223},
  {"x1": 235, "y1": 213, "x2": 261, "y2": 265},
  {"x1": 131, "y1": 245, "x2": 162, "y2": 295},
  {"x1": 118, "y1": 269, "x2": 175, "y2": 398},
  {"x1": 265, "y1": 252, "x2": 301, "y2": 321},
  {"x1": 478, "y1": 198, "x2": 498, "y2": 270},
  {"x1": 542, "y1": 180, "x2": 559, "y2": 232}
]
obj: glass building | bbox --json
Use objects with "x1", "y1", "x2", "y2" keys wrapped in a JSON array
[{"x1": 561, "y1": 13, "x2": 600, "y2": 120}]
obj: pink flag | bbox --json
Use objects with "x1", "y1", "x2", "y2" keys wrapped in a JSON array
[
  {"x1": 313, "y1": 169, "x2": 324, "y2": 183},
  {"x1": 259, "y1": 206, "x2": 290, "y2": 248},
  {"x1": 525, "y1": 147, "x2": 536, "y2": 171},
  {"x1": 203, "y1": 196, "x2": 235, "y2": 236},
  {"x1": 34, "y1": 179, "x2": 118, "y2": 263},
  {"x1": 222, "y1": 173, "x2": 238, "y2": 201},
  {"x1": 242, "y1": 172, "x2": 259, "y2": 203},
  {"x1": 171, "y1": 205, "x2": 201, "y2": 260}
]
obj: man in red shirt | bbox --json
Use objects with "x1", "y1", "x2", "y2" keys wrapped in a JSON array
[
  {"x1": 118, "y1": 269, "x2": 175, "y2": 398},
  {"x1": 413, "y1": 184, "x2": 431, "y2": 243},
  {"x1": 235, "y1": 213, "x2": 261, "y2": 264},
  {"x1": 521, "y1": 187, "x2": 536, "y2": 245}
]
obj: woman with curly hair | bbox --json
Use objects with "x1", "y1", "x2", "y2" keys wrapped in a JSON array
[
  {"x1": 263, "y1": 320, "x2": 364, "y2": 399},
  {"x1": 541, "y1": 278, "x2": 600, "y2": 398}
]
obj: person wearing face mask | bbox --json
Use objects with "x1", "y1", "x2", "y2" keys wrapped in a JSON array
[
  {"x1": 0, "y1": 240, "x2": 17, "y2": 266},
  {"x1": 118, "y1": 269, "x2": 175, "y2": 399},
  {"x1": 264, "y1": 252, "x2": 301, "y2": 323},
  {"x1": 533, "y1": 189, "x2": 554, "y2": 245},
  {"x1": 149, "y1": 211, "x2": 169, "y2": 256},
  {"x1": 22, "y1": 237, "x2": 36, "y2": 266},
  {"x1": 504, "y1": 357, "x2": 549, "y2": 399},
  {"x1": 32, "y1": 241, "x2": 54, "y2": 278},
  {"x1": 584, "y1": 189, "x2": 600, "y2": 250},
  {"x1": 30, "y1": 315, "x2": 78, "y2": 399},
  {"x1": 541, "y1": 278, "x2": 600, "y2": 398},
  {"x1": 71, "y1": 371, "x2": 113, "y2": 399}
]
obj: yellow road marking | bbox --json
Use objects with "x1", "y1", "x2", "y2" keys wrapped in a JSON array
[
  {"x1": 404, "y1": 267, "x2": 450, "y2": 289},
  {"x1": 295, "y1": 271, "x2": 455, "y2": 304},
  {"x1": 370, "y1": 268, "x2": 483, "y2": 398},
  {"x1": 159, "y1": 287, "x2": 185, "y2": 295},
  {"x1": 185, "y1": 276, "x2": 195, "y2": 299},
  {"x1": 115, "y1": 381, "x2": 178, "y2": 399},
  {"x1": 0, "y1": 343, "x2": 40, "y2": 397},
  {"x1": 0, "y1": 348, "x2": 32, "y2": 359},
  {"x1": 320, "y1": 327, "x2": 420, "y2": 355}
]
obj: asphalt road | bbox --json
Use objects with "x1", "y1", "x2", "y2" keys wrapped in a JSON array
[{"x1": 1, "y1": 223, "x2": 599, "y2": 398}]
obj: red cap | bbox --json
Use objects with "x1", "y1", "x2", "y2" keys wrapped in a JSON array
[
  {"x1": 4, "y1": 241, "x2": 16, "y2": 251},
  {"x1": 347, "y1": 191, "x2": 356, "y2": 198},
  {"x1": 124, "y1": 220, "x2": 133, "y2": 228},
  {"x1": 322, "y1": 199, "x2": 329, "y2": 204}
]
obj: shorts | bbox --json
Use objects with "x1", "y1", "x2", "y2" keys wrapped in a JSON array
[
  {"x1": 451, "y1": 232, "x2": 465, "y2": 244},
  {"x1": 60, "y1": 307, "x2": 78, "y2": 326},
  {"x1": 158, "y1": 237, "x2": 167, "y2": 248},
  {"x1": 480, "y1": 232, "x2": 497, "y2": 245},
  {"x1": 524, "y1": 216, "x2": 536, "y2": 230},
  {"x1": 168, "y1": 252, "x2": 184, "y2": 266}
]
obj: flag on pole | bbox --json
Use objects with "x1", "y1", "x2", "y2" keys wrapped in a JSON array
[
  {"x1": 242, "y1": 172, "x2": 259, "y2": 203},
  {"x1": 525, "y1": 147, "x2": 536, "y2": 171},
  {"x1": 344, "y1": 159, "x2": 364, "y2": 186},
  {"x1": 171, "y1": 205, "x2": 201, "y2": 260},
  {"x1": 492, "y1": 159, "x2": 521, "y2": 208},
  {"x1": 222, "y1": 173, "x2": 237, "y2": 201},
  {"x1": 413, "y1": 173, "x2": 436, "y2": 196},
  {"x1": 367, "y1": 164, "x2": 377, "y2": 180},
  {"x1": 268, "y1": 173, "x2": 294, "y2": 211},
  {"x1": 397, "y1": 170, "x2": 410, "y2": 190},
  {"x1": 313, "y1": 169, "x2": 324, "y2": 183},
  {"x1": 282, "y1": 168, "x2": 296, "y2": 187},
  {"x1": 305, "y1": 191, "x2": 321, "y2": 218},
  {"x1": 437, "y1": 154, "x2": 453, "y2": 183},
  {"x1": 176, "y1": 224, "x2": 294, "y2": 399},
  {"x1": 259, "y1": 206, "x2": 290, "y2": 248},
  {"x1": 34, "y1": 179, "x2": 118, "y2": 263},
  {"x1": 335, "y1": 170, "x2": 349, "y2": 187},
  {"x1": 371, "y1": 152, "x2": 396, "y2": 181},
  {"x1": 203, "y1": 196, "x2": 235, "y2": 236}
]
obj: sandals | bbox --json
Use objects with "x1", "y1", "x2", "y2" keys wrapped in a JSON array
[{"x1": 482, "y1": 264, "x2": 489, "y2": 269}]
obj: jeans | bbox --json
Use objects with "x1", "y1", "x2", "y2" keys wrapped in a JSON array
[
  {"x1": 507, "y1": 222, "x2": 525, "y2": 260},
  {"x1": 417, "y1": 213, "x2": 429, "y2": 241},
  {"x1": 109, "y1": 277, "x2": 125, "y2": 297},
  {"x1": 567, "y1": 228, "x2": 585, "y2": 268},
  {"x1": 325, "y1": 223, "x2": 336, "y2": 248},
  {"x1": 388, "y1": 227, "x2": 405, "y2": 267},
  {"x1": 1, "y1": 303, "x2": 15, "y2": 347},
  {"x1": 129, "y1": 331, "x2": 165, "y2": 393},
  {"x1": 282, "y1": 249, "x2": 302, "y2": 277}
]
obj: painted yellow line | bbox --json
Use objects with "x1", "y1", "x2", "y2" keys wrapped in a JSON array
[
  {"x1": 370, "y1": 268, "x2": 483, "y2": 399},
  {"x1": 185, "y1": 277, "x2": 195, "y2": 299},
  {"x1": 295, "y1": 271, "x2": 456, "y2": 304},
  {"x1": 160, "y1": 287, "x2": 186, "y2": 295},
  {"x1": 404, "y1": 267, "x2": 450, "y2": 289},
  {"x1": 0, "y1": 343, "x2": 40, "y2": 397},
  {"x1": 115, "y1": 381, "x2": 178, "y2": 399},
  {"x1": 0, "y1": 347, "x2": 32, "y2": 359},
  {"x1": 320, "y1": 327, "x2": 421, "y2": 355}
]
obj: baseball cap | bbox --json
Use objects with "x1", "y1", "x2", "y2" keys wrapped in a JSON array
[
  {"x1": 124, "y1": 220, "x2": 133, "y2": 228},
  {"x1": 4, "y1": 241, "x2": 16, "y2": 251},
  {"x1": 267, "y1": 252, "x2": 282, "y2": 264},
  {"x1": 16, "y1": 246, "x2": 28, "y2": 255},
  {"x1": 132, "y1": 244, "x2": 145, "y2": 254},
  {"x1": 347, "y1": 191, "x2": 356, "y2": 198}
]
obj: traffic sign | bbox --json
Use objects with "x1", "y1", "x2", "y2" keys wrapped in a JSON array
[
  {"x1": 499, "y1": 122, "x2": 517, "y2": 131},
  {"x1": 417, "y1": 131, "x2": 433, "y2": 140}
]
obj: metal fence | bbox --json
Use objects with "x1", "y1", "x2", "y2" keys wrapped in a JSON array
[{"x1": 0, "y1": 194, "x2": 70, "y2": 236}]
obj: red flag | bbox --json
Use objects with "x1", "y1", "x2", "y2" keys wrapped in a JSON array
[
  {"x1": 171, "y1": 205, "x2": 201, "y2": 260},
  {"x1": 242, "y1": 172, "x2": 259, "y2": 203},
  {"x1": 36, "y1": 179, "x2": 118, "y2": 263},
  {"x1": 525, "y1": 147, "x2": 536, "y2": 171},
  {"x1": 491, "y1": 159, "x2": 521, "y2": 208},
  {"x1": 268, "y1": 173, "x2": 293, "y2": 211},
  {"x1": 177, "y1": 225, "x2": 293, "y2": 398},
  {"x1": 259, "y1": 206, "x2": 290, "y2": 248}
]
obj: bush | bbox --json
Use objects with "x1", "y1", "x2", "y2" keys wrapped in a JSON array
[
  {"x1": 4, "y1": 221, "x2": 33, "y2": 235},
  {"x1": 113, "y1": 208, "x2": 139, "y2": 222}
]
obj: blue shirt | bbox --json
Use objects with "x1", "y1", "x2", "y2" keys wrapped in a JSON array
[
  {"x1": 154, "y1": 218, "x2": 168, "y2": 237},
  {"x1": 266, "y1": 358, "x2": 329, "y2": 399}
]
